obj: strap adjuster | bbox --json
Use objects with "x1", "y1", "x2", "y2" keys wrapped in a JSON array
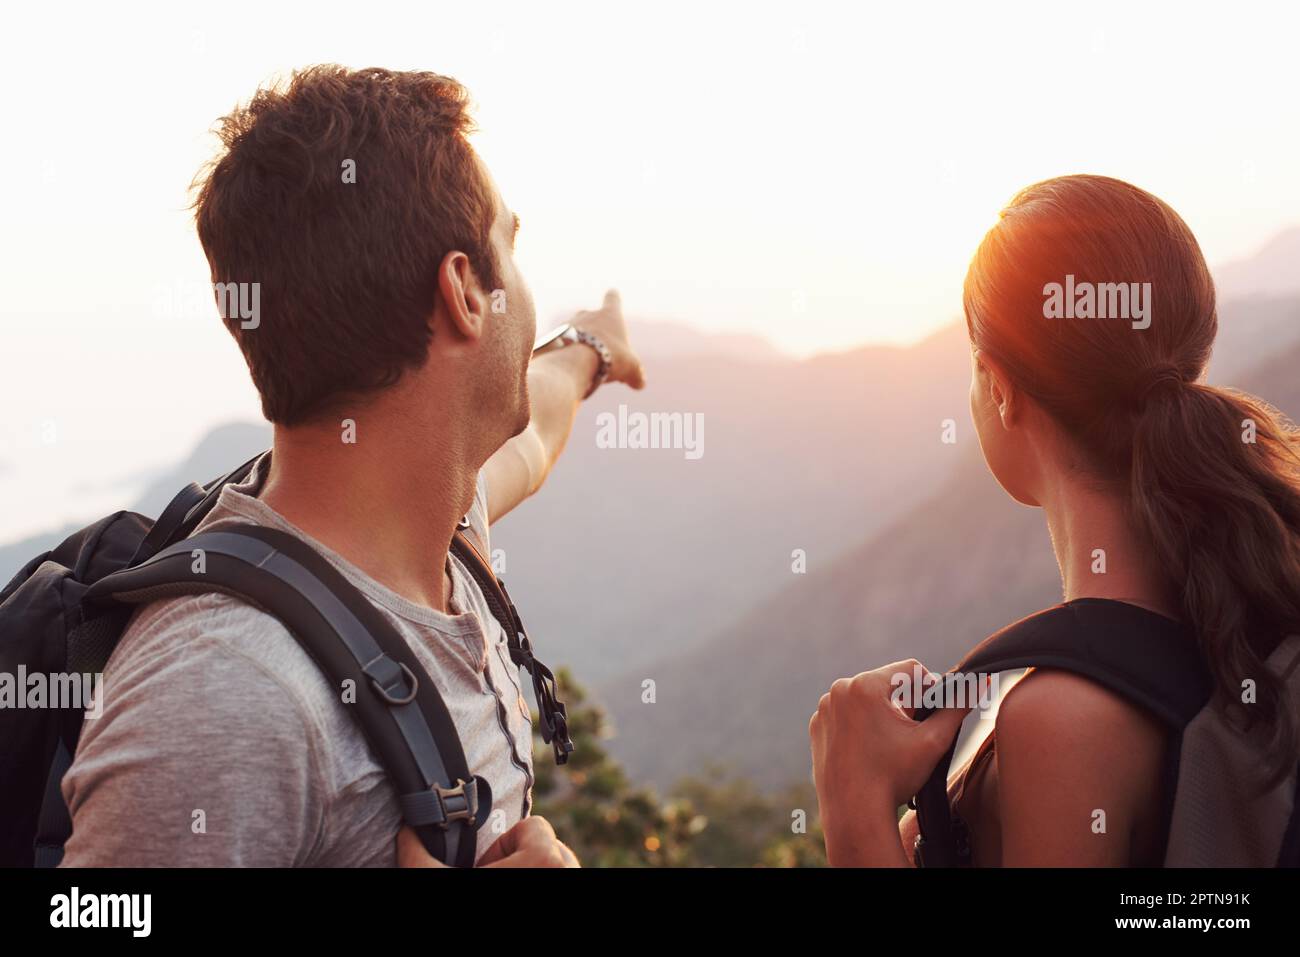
[
  {"x1": 363, "y1": 654, "x2": 419, "y2": 706},
  {"x1": 401, "y1": 778, "x2": 479, "y2": 829},
  {"x1": 434, "y1": 779, "x2": 476, "y2": 826}
]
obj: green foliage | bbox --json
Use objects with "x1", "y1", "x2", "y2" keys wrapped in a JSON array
[{"x1": 531, "y1": 669, "x2": 825, "y2": 867}]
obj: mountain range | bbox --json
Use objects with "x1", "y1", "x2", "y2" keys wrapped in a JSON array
[{"x1": 599, "y1": 336, "x2": 1300, "y2": 789}]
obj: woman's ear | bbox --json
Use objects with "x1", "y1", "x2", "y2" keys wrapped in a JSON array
[
  {"x1": 974, "y1": 349, "x2": 1019, "y2": 430},
  {"x1": 434, "y1": 249, "x2": 488, "y2": 343}
]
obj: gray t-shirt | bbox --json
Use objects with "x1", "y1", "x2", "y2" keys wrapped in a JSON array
[{"x1": 60, "y1": 455, "x2": 535, "y2": 866}]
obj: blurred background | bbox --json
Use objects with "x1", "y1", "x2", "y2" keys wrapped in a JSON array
[{"x1": 3, "y1": 0, "x2": 1298, "y2": 865}]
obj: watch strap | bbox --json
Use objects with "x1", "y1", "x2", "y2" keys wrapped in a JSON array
[{"x1": 572, "y1": 328, "x2": 612, "y2": 399}]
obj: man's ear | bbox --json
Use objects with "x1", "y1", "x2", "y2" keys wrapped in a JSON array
[
  {"x1": 434, "y1": 249, "x2": 489, "y2": 343},
  {"x1": 974, "y1": 349, "x2": 1019, "y2": 430}
]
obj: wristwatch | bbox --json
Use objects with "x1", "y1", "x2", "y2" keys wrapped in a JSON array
[{"x1": 532, "y1": 323, "x2": 612, "y2": 399}]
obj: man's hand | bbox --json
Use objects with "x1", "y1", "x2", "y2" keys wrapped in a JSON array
[
  {"x1": 396, "y1": 817, "x2": 580, "y2": 868},
  {"x1": 571, "y1": 289, "x2": 646, "y2": 390},
  {"x1": 477, "y1": 816, "x2": 581, "y2": 867}
]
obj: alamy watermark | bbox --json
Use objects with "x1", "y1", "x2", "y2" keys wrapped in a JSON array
[
  {"x1": 0, "y1": 667, "x2": 103, "y2": 718},
  {"x1": 152, "y1": 280, "x2": 260, "y2": 329},
  {"x1": 1043, "y1": 274, "x2": 1151, "y2": 329},
  {"x1": 596, "y1": 404, "x2": 704, "y2": 460},
  {"x1": 50, "y1": 887, "x2": 151, "y2": 937},
  {"x1": 890, "y1": 664, "x2": 999, "y2": 719}
]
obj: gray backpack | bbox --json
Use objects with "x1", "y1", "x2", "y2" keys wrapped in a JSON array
[{"x1": 1165, "y1": 633, "x2": 1300, "y2": 866}]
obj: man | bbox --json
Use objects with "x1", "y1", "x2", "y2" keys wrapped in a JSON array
[{"x1": 60, "y1": 65, "x2": 644, "y2": 866}]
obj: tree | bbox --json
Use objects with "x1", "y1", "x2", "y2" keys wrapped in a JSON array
[{"x1": 532, "y1": 670, "x2": 825, "y2": 867}]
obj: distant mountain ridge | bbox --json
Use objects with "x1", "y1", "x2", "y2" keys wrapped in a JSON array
[
  {"x1": 598, "y1": 334, "x2": 1300, "y2": 789},
  {"x1": 1213, "y1": 227, "x2": 1300, "y2": 302},
  {"x1": 0, "y1": 422, "x2": 270, "y2": 584},
  {"x1": 492, "y1": 321, "x2": 973, "y2": 681},
  {"x1": 624, "y1": 318, "x2": 784, "y2": 362}
]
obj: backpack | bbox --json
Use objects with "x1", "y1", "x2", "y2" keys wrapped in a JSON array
[
  {"x1": 0, "y1": 453, "x2": 573, "y2": 868},
  {"x1": 910, "y1": 598, "x2": 1300, "y2": 867}
]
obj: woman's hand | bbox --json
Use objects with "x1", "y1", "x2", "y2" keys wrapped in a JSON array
[{"x1": 809, "y1": 659, "x2": 971, "y2": 866}]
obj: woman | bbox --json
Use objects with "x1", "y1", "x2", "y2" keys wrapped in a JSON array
[{"x1": 810, "y1": 175, "x2": 1300, "y2": 866}]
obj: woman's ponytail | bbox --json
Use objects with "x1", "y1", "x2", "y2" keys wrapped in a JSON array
[{"x1": 1130, "y1": 380, "x2": 1300, "y2": 785}]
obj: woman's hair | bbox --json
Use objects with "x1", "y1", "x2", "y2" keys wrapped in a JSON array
[{"x1": 964, "y1": 174, "x2": 1300, "y2": 783}]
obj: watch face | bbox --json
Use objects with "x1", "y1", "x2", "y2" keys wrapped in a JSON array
[{"x1": 532, "y1": 324, "x2": 570, "y2": 353}]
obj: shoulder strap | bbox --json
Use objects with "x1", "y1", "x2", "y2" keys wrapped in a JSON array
[
  {"x1": 911, "y1": 599, "x2": 1212, "y2": 866},
  {"x1": 129, "y1": 453, "x2": 265, "y2": 566},
  {"x1": 84, "y1": 523, "x2": 488, "y2": 867},
  {"x1": 450, "y1": 529, "x2": 574, "y2": 765},
  {"x1": 147, "y1": 452, "x2": 573, "y2": 771},
  {"x1": 952, "y1": 600, "x2": 1211, "y2": 725}
]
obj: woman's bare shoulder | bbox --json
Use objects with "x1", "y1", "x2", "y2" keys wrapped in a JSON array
[
  {"x1": 997, "y1": 667, "x2": 1166, "y2": 749},
  {"x1": 990, "y1": 667, "x2": 1168, "y2": 864}
]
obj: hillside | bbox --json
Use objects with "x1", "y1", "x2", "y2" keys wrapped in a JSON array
[
  {"x1": 492, "y1": 322, "x2": 972, "y2": 680},
  {"x1": 601, "y1": 335, "x2": 1300, "y2": 789}
]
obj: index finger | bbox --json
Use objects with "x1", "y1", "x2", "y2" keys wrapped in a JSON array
[
  {"x1": 602, "y1": 288, "x2": 621, "y2": 313},
  {"x1": 874, "y1": 660, "x2": 937, "y2": 718}
]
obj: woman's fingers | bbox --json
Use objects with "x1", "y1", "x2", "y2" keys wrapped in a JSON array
[{"x1": 916, "y1": 697, "x2": 974, "y2": 751}]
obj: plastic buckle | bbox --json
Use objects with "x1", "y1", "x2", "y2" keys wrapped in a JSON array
[{"x1": 434, "y1": 779, "x2": 476, "y2": 827}]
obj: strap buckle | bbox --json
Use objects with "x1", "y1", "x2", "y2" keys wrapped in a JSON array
[
  {"x1": 399, "y1": 778, "x2": 483, "y2": 831},
  {"x1": 433, "y1": 779, "x2": 477, "y2": 827},
  {"x1": 519, "y1": 648, "x2": 573, "y2": 762}
]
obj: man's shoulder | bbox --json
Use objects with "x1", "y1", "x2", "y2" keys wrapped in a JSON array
[
  {"x1": 106, "y1": 590, "x2": 345, "y2": 735},
  {"x1": 117, "y1": 590, "x2": 297, "y2": 669},
  {"x1": 62, "y1": 589, "x2": 375, "y2": 867}
]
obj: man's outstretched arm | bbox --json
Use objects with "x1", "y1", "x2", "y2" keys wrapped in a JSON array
[{"x1": 484, "y1": 290, "x2": 645, "y2": 524}]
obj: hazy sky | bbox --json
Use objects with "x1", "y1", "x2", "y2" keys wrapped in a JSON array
[{"x1": 2, "y1": 0, "x2": 1299, "y2": 539}]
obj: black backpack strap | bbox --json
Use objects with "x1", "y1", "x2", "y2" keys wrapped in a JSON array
[
  {"x1": 130, "y1": 482, "x2": 205, "y2": 565},
  {"x1": 31, "y1": 611, "x2": 131, "y2": 868},
  {"x1": 129, "y1": 452, "x2": 266, "y2": 566},
  {"x1": 32, "y1": 741, "x2": 74, "y2": 868},
  {"x1": 85, "y1": 523, "x2": 488, "y2": 867},
  {"x1": 450, "y1": 530, "x2": 574, "y2": 765},
  {"x1": 911, "y1": 599, "x2": 1212, "y2": 866}
]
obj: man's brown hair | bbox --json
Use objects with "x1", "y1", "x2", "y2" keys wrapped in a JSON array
[{"x1": 193, "y1": 65, "x2": 500, "y2": 425}]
